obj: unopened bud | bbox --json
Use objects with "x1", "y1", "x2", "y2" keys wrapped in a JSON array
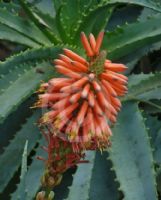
[
  {"x1": 55, "y1": 175, "x2": 63, "y2": 186},
  {"x1": 36, "y1": 191, "x2": 46, "y2": 200},
  {"x1": 41, "y1": 175, "x2": 46, "y2": 187},
  {"x1": 48, "y1": 191, "x2": 55, "y2": 200},
  {"x1": 47, "y1": 176, "x2": 55, "y2": 187}
]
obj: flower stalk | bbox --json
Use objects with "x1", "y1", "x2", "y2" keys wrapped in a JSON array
[{"x1": 36, "y1": 31, "x2": 128, "y2": 198}]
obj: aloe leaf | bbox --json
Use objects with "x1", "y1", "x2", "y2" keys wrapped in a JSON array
[
  {"x1": 65, "y1": 151, "x2": 96, "y2": 200},
  {"x1": 0, "y1": 23, "x2": 40, "y2": 47},
  {"x1": 18, "y1": 0, "x2": 58, "y2": 44},
  {"x1": 10, "y1": 137, "x2": 46, "y2": 200},
  {"x1": 0, "y1": 46, "x2": 64, "y2": 76},
  {"x1": 156, "y1": 167, "x2": 161, "y2": 194},
  {"x1": 0, "y1": 62, "x2": 37, "y2": 94},
  {"x1": 109, "y1": 102, "x2": 157, "y2": 200},
  {"x1": 107, "y1": 0, "x2": 161, "y2": 12},
  {"x1": 31, "y1": 7, "x2": 61, "y2": 42},
  {"x1": 89, "y1": 151, "x2": 119, "y2": 200},
  {"x1": 153, "y1": 128, "x2": 161, "y2": 165},
  {"x1": 124, "y1": 73, "x2": 161, "y2": 101},
  {"x1": 73, "y1": 2, "x2": 114, "y2": 43},
  {"x1": 0, "y1": 7, "x2": 51, "y2": 46},
  {"x1": 53, "y1": 0, "x2": 67, "y2": 12},
  {"x1": 122, "y1": 40, "x2": 161, "y2": 74},
  {"x1": 0, "y1": 61, "x2": 57, "y2": 123},
  {"x1": 128, "y1": 73, "x2": 154, "y2": 88},
  {"x1": 145, "y1": 114, "x2": 161, "y2": 147},
  {"x1": 0, "y1": 111, "x2": 41, "y2": 193},
  {"x1": 0, "y1": 2, "x2": 20, "y2": 14},
  {"x1": 104, "y1": 14, "x2": 161, "y2": 60}
]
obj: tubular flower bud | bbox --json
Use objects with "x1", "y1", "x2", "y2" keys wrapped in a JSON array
[{"x1": 36, "y1": 31, "x2": 128, "y2": 151}]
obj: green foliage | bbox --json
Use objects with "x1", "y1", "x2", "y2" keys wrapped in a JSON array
[
  {"x1": 124, "y1": 73, "x2": 161, "y2": 101},
  {"x1": 0, "y1": 6, "x2": 51, "y2": 46},
  {"x1": 11, "y1": 137, "x2": 46, "y2": 200},
  {"x1": 109, "y1": 102, "x2": 157, "y2": 200},
  {"x1": 65, "y1": 151, "x2": 96, "y2": 200},
  {"x1": 104, "y1": 14, "x2": 161, "y2": 59},
  {"x1": 0, "y1": 0, "x2": 161, "y2": 199},
  {"x1": 0, "y1": 111, "x2": 41, "y2": 193}
]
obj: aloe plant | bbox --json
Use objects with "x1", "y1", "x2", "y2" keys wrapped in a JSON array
[{"x1": 0, "y1": 0, "x2": 161, "y2": 199}]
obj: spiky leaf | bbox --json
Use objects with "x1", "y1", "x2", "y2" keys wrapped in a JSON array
[
  {"x1": 0, "y1": 111, "x2": 41, "y2": 193},
  {"x1": 10, "y1": 137, "x2": 46, "y2": 200},
  {"x1": 109, "y1": 102, "x2": 157, "y2": 200},
  {"x1": 124, "y1": 73, "x2": 161, "y2": 101},
  {"x1": 104, "y1": 15, "x2": 161, "y2": 60},
  {"x1": 65, "y1": 151, "x2": 96, "y2": 200},
  {"x1": 0, "y1": 7, "x2": 51, "y2": 46},
  {"x1": 107, "y1": 0, "x2": 161, "y2": 12}
]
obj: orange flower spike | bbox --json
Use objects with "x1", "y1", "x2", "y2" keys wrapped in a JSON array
[
  {"x1": 59, "y1": 54, "x2": 74, "y2": 67},
  {"x1": 82, "y1": 118, "x2": 91, "y2": 142},
  {"x1": 105, "y1": 110, "x2": 117, "y2": 124},
  {"x1": 88, "y1": 90, "x2": 95, "y2": 107},
  {"x1": 58, "y1": 103, "x2": 79, "y2": 119},
  {"x1": 89, "y1": 33, "x2": 96, "y2": 50},
  {"x1": 85, "y1": 108, "x2": 92, "y2": 131},
  {"x1": 63, "y1": 48, "x2": 88, "y2": 65},
  {"x1": 37, "y1": 31, "x2": 128, "y2": 151},
  {"x1": 66, "y1": 119, "x2": 74, "y2": 134},
  {"x1": 92, "y1": 80, "x2": 101, "y2": 92},
  {"x1": 55, "y1": 65, "x2": 82, "y2": 79},
  {"x1": 55, "y1": 114, "x2": 71, "y2": 130},
  {"x1": 96, "y1": 116, "x2": 108, "y2": 135},
  {"x1": 49, "y1": 77, "x2": 71, "y2": 84},
  {"x1": 111, "y1": 82, "x2": 128, "y2": 93},
  {"x1": 110, "y1": 96, "x2": 121, "y2": 111},
  {"x1": 101, "y1": 72, "x2": 127, "y2": 85},
  {"x1": 106, "y1": 70, "x2": 128, "y2": 82},
  {"x1": 115, "y1": 73, "x2": 128, "y2": 81},
  {"x1": 81, "y1": 32, "x2": 94, "y2": 57},
  {"x1": 60, "y1": 85, "x2": 73, "y2": 93},
  {"x1": 104, "y1": 107, "x2": 114, "y2": 120},
  {"x1": 58, "y1": 55, "x2": 87, "y2": 73},
  {"x1": 39, "y1": 93, "x2": 69, "y2": 102},
  {"x1": 37, "y1": 83, "x2": 48, "y2": 93},
  {"x1": 40, "y1": 110, "x2": 58, "y2": 124},
  {"x1": 71, "y1": 61, "x2": 88, "y2": 72},
  {"x1": 94, "y1": 117, "x2": 103, "y2": 138},
  {"x1": 76, "y1": 101, "x2": 88, "y2": 125},
  {"x1": 71, "y1": 76, "x2": 88, "y2": 90},
  {"x1": 101, "y1": 80, "x2": 117, "y2": 97},
  {"x1": 93, "y1": 100, "x2": 104, "y2": 116},
  {"x1": 96, "y1": 91, "x2": 109, "y2": 109},
  {"x1": 105, "y1": 59, "x2": 112, "y2": 63},
  {"x1": 52, "y1": 97, "x2": 70, "y2": 110},
  {"x1": 95, "y1": 31, "x2": 104, "y2": 55},
  {"x1": 97, "y1": 91, "x2": 118, "y2": 116},
  {"x1": 70, "y1": 120, "x2": 80, "y2": 141},
  {"x1": 54, "y1": 59, "x2": 69, "y2": 68},
  {"x1": 49, "y1": 78, "x2": 73, "y2": 89},
  {"x1": 81, "y1": 84, "x2": 90, "y2": 98},
  {"x1": 105, "y1": 63, "x2": 128, "y2": 72},
  {"x1": 87, "y1": 108, "x2": 95, "y2": 135},
  {"x1": 69, "y1": 92, "x2": 81, "y2": 104}
]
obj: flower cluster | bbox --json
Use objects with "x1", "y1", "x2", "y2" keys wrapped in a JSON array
[{"x1": 36, "y1": 31, "x2": 128, "y2": 198}]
